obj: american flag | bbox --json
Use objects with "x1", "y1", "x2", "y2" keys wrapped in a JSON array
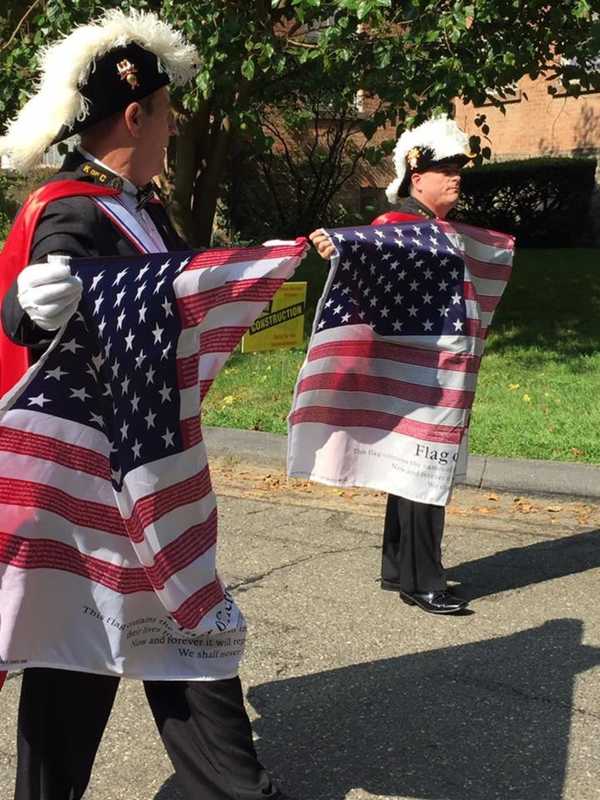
[
  {"x1": 0, "y1": 239, "x2": 307, "y2": 680},
  {"x1": 287, "y1": 220, "x2": 514, "y2": 506}
]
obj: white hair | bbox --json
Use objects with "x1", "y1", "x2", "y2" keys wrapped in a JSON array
[
  {"x1": 385, "y1": 115, "x2": 471, "y2": 204},
  {"x1": 0, "y1": 8, "x2": 199, "y2": 172}
]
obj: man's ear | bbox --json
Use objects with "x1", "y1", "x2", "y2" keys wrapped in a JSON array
[
  {"x1": 410, "y1": 172, "x2": 422, "y2": 192},
  {"x1": 123, "y1": 102, "x2": 143, "y2": 138}
]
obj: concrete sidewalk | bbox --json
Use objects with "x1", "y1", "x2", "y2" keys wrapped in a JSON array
[
  {"x1": 204, "y1": 425, "x2": 600, "y2": 500},
  {"x1": 1, "y1": 460, "x2": 600, "y2": 799}
]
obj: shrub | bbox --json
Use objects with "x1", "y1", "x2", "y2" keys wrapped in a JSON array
[
  {"x1": 453, "y1": 157, "x2": 597, "y2": 247},
  {"x1": 0, "y1": 172, "x2": 20, "y2": 245},
  {"x1": 0, "y1": 168, "x2": 49, "y2": 246}
]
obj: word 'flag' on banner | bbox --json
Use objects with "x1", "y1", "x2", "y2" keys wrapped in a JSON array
[
  {"x1": 287, "y1": 220, "x2": 514, "y2": 506},
  {"x1": 0, "y1": 240, "x2": 307, "y2": 681}
]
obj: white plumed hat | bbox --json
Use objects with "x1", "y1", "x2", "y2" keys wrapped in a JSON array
[
  {"x1": 385, "y1": 115, "x2": 473, "y2": 204},
  {"x1": 0, "y1": 8, "x2": 199, "y2": 173}
]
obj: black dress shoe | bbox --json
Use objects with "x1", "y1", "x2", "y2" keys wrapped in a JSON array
[{"x1": 399, "y1": 589, "x2": 468, "y2": 614}]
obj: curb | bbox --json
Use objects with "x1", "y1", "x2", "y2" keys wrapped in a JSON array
[{"x1": 204, "y1": 426, "x2": 600, "y2": 501}]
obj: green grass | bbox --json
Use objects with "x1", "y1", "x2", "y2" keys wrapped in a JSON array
[
  {"x1": 202, "y1": 249, "x2": 600, "y2": 464},
  {"x1": 202, "y1": 348, "x2": 306, "y2": 433},
  {"x1": 469, "y1": 249, "x2": 600, "y2": 463}
]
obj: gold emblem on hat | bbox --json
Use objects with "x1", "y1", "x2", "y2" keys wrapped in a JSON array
[
  {"x1": 117, "y1": 59, "x2": 139, "y2": 89},
  {"x1": 407, "y1": 147, "x2": 421, "y2": 169}
]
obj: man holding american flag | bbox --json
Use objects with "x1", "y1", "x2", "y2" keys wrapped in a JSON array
[
  {"x1": 0, "y1": 11, "x2": 303, "y2": 800},
  {"x1": 305, "y1": 116, "x2": 514, "y2": 616}
]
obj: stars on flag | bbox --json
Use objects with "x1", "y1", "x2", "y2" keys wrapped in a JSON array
[
  {"x1": 135, "y1": 263, "x2": 150, "y2": 282},
  {"x1": 112, "y1": 268, "x2": 128, "y2": 287},
  {"x1": 27, "y1": 393, "x2": 51, "y2": 408},
  {"x1": 90, "y1": 272, "x2": 105, "y2": 291},
  {"x1": 18, "y1": 251, "x2": 196, "y2": 489},
  {"x1": 144, "y1": 409, "x2": 157, "y2": 429},
  {"x1": 156, "y1": 259, "x2": 171, "y2": 277},
  {"x1": 124, "y1": 330, "x2": 135, "y2": 351},
  {"x1": 135, "y1": 283, "x2": 147, "y2": 301},
  {"x1": 316, "y1": 222, "x2": 467, "y2": 338},
  {"x1": 159, "y1": 382, "x2": 172, "y2": 403},
  {"x1": 60, "y1": 338, "x2": 84, "y2": 354},
  {"x1": 162, "y1": 429, "x2": 175, "y2": 448},
  {"x1": 45, "y1": 366, "x2": 67, "y2": 381},
  {"x1": 70, "y1": 387, "x2": 91, "y2": 402}
]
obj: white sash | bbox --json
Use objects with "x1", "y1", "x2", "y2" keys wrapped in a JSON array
[{"x1": 93, "y1": 195, "x2": 167, "y2": 254}]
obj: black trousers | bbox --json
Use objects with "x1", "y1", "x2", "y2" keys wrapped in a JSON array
[
  {"x1": 381, "y1": 494, "x2": 446, "y2": 593},
  {"x1": 15, "y1": 667, "x2": 282, "y2": 800}
]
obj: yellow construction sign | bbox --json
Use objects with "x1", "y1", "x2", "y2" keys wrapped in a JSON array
[{"x1": 241, "y1": 281, "x2": 307, "y2": 353}]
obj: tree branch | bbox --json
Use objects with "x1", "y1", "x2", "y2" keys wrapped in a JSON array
[
  {"x1": 1, "y1": 0, "x2": 44, "y2": 52},
  {"x1": 285, "y1": 39, "x2": 318, "y2": 50}
]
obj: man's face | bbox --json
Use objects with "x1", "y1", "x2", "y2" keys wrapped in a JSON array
[
  {"x1": 411, "y1": 163, "x2": 462, "y2": 214},
  {"x1": 136, "y1": 87, "x2": 176, "y2": 180}
]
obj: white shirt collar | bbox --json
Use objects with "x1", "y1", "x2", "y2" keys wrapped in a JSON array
[{"x1": 78, "y1": 145, "x2": 138, "y2": 197}]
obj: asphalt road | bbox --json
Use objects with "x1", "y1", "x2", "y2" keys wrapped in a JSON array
[{"x1": 1, "y1": 460, "x2": 599, "y2": 800}]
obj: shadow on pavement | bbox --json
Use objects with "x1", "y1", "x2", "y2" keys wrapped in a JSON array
[
  {"x1": 154, "y1": 776, "x2": 181, "y2": 800},
  {"x1": 448, "y1": 527, "x2": 600, "y2": 601},
  {"x1": 238, "y1": 620, "x2": 598, "y2": 800}
]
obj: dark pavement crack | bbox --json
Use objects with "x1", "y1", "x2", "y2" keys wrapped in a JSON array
[
  {"x1": 230, "y1": 544, "x2": 378, "y2": 592},
  {"x1": 457, "y1": 675, "x2": 600, "y2": 720}
]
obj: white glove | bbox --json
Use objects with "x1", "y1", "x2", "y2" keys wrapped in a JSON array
[{"x1": 17, "y1": 261, "x2": 83, "y2": 332}]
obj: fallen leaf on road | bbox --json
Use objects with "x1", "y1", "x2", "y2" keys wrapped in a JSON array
[{"x1": 515, "y1": 502, "x2": 537, "y2": 513}]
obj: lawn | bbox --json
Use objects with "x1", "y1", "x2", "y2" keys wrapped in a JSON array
[
  {"x1": 202, "y1": 249, "x2": 600, "y2": 464},
  {"x1": 468, "y1": 249, "x2": 600, "y2": 463}
]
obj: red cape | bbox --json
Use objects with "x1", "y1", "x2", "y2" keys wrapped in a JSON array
[
  {"x1": 371, "y1": 211, "x2": 423, "y2": 225},
  {"x1": 0, "y1": 181, "x2": 119, "y2": 396}
]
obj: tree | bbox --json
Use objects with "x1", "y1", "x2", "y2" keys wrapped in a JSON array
[
  {"x1": 1, "y1": 0, "x2": 599, "y2": 245},
  {"x1": 225, "y1": 86, "x2": 387, "y2": 241}
]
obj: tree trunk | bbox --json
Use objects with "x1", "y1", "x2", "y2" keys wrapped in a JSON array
[
  {"x1": 166, "y1": 103, "x2": 209, "y2": 245},
  {"x1": 165, "y1": 104, "x2": 237, "y2": 247},
  {"x1": 190, "y1": 113, "x2": 236, "y2": 247}
]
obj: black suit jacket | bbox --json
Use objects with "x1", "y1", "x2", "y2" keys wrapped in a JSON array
[{"x1": 2, "y1": 151, "x2": 188, "y2": 351}]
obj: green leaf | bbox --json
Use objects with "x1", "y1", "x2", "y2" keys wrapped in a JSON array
[
  {"x1": 2, "y1": 0, "x2": 597, "y2": 247},
  {"x1": 573, "y1": 0, "x2": 590, "y2": 18},
  {"x1": 357, "y1": 1, "x2": 372, "y2": 21},
  {"x1": 241, "y1": 59, "x2": 255, "y2": 81}
]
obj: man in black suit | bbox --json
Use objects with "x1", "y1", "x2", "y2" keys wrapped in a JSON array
[{"x1": 309, "y1": 116, "x2": 475, "y2": 616}]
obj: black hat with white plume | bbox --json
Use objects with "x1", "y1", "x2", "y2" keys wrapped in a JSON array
[
  {"x1": 0, "y1": 9, "x2": 199, "y2": 172},
  {"x1": 386, "y1": 115, "x2": 474, "y2": 204}
]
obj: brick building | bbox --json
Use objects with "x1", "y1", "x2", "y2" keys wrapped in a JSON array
[{"x1": 456, "y1": 76, "x2": 600, "y2": 163}]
